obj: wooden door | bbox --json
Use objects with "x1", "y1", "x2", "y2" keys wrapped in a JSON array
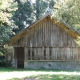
[{"x1": 16, "y1": 47, "x2": 24, "y2": 68}]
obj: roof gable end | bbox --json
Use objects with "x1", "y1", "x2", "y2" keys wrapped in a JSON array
[{"x1": 8, "y1": 14, "x2": 80, "y2": 45}]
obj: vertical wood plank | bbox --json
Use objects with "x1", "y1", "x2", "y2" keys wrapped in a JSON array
[
  {"x1": 46, "y1": 47, "x2": 49, "y2": 59},
  {"x1": 40, "y1": 23, "x2": 42, "y2": 47},
  {"x1": 37, "y1": 48, "x2": 41, "y2": 60},
  {"x1": 78, "y1": 48, "x2": 80, "y2": 59},
  {"x1": 24, "y1": 48, "x2": 28, "y2": 60},
  {"x1": 52, "y1": 48, "x2": 56, "y2": 60},
  {"x1": 36, "y1": 48, "x2": 38, "y2": 60},
  {"x1": 49, "y1": 47, "x2": 52, "y2": 59},
  {"x1": 42, "y1": 47, "x2": 44, "y2": 60},
  {"x1": 30, "y1": 47, "x2": 32, "y2": 60},
  {"x1": 51, "y1": 22, "x2": 53, "y2": 47}
]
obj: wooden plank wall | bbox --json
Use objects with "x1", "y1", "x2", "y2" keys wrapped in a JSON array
[
  {"x1": 13, "y1": 17, "x2": 78, "y2": 47},
  {"x1": 13, "y1": 17, "x2": 80, "y2": 60},
  {"x1": 24, "y1": 47, "x2": 80, "y2": 60}
]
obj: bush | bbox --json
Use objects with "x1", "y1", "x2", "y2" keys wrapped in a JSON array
[
  {"x1": 0, "y1": 48, "x2": 11, "y2": 67},
  {"x1": 0, "y1": 56, "x2": 5, "y2": 67},
  {"x1": 0, "y1": 56, "x2": 11, "y2": 67}
]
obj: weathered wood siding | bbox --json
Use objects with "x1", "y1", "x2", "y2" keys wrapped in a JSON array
[
  {"x1": 12, "y1": 17, "x2": 80, "y2": 60},
  {"x1": 24, "y1": 47, "x2": 80, "y2": 60},
  {"x1": 13, "y1": 17, "x2": 78, "y2": 47}
]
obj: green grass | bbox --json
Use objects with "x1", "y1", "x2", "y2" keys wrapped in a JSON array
[
  {"x1": 8, "y1": 78, "x2": 20, "y2": 80},
  {"x1": 0, "y1": 67, "x2": 63, "y2": 72},
  {"x1": 8, "y1": 74, "x2": 80, "y2": 80},
  {"x1": 0, "y1": 67, "x2": 23, "y2": 72},
  {"x1": 0, "y1": 67, "x2": 78, "y2": 72}
]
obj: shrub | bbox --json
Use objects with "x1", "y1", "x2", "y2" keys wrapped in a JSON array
[{"x1": 0, "y1": 50, "x2": 11, "y2": 67}]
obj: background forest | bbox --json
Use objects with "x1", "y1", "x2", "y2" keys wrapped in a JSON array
[{"x1": 0, "y1": 0, "x2": 80, "y2": 47}]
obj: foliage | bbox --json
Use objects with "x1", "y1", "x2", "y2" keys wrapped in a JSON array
[
  {"x1": 0, "y1": 51, "x2": 4, "y2": 56},
  {"x1": 12, "y1": 0, "x2": 55, "y2": 34},
  {"x1": 0, "y1": 26, "x2": 12, "y2": 45},
  {"x1": 54, "y1": 0, "x2": 80, "y2": 32},
  {"x1": 12, "y1": 0, "x2": 34, "y2": 34},
  {"x1": 34, "y1": 0, "x2": 49, "y2": 20},
  {"x1": 0, "y1": 0, "x2": 17, "y2": 45},
  {"x1": 0, "y1": 59, "x2": 11, "y2": 67},
  {"x1": 0, "y1": 0, "x2": 17, "y2": 26},
  {"x1": 0, "y1": 47, "x2": 11, "y2": 67},
  {"x1": 0, "y1": 47, "x2": 6, "y2": 56}
]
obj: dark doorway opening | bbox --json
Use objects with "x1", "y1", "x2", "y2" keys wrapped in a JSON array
[{"x1": 16, "y1": 47, "x2": 24, "y2": 68}]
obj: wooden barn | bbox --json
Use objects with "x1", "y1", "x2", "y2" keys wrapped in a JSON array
[{"x1": 7, "y1": 14, "x2": 80, "y2": 70}]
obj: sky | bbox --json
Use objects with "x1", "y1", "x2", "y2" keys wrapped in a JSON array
[{"x1": 31, "y1": 0, "x2": 36, "y2": 3}]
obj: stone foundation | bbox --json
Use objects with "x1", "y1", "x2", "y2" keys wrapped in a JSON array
[{"x1": 24, "y1": 61, "x2": 80, "y2": 70}]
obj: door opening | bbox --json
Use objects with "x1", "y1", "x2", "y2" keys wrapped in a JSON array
[{"x1": 16, "y1": 47, "x2": 24, "y2": 68}]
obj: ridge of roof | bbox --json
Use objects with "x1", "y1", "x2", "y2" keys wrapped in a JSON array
[
  {"x1": 8, "y1": 14, "x2": 51, "y2": 44},
  {"x1": 15, "y1": 14, "x2": 51, "y2": 35},
  {"x1": 8, "y1": 14, "x2": 80, "y2": 44}
]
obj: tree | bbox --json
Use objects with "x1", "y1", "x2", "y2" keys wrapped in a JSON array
[
  {"x1": 47, "y1": 0, "x2": 55, "y2": 14},
  {"x1": 54, "y1": 0, "x2": 80, "y2": 32},
  {"x1": 34, "y1": 0, "x2": 49, "y2": 20},
  {"x1": 0, "y1": 0, "x2": 17, "y2": 45},
  {"x1": 12, "y1": 0, "x2": 34, "y2": 34},
  {"x1": 12, "y1": 0, "x2": 55, "y2": 34},
  {"x1": 0, "y1": 26, "x2": 11, "y2": 45},
  {"x1": 34, "y1": 0, "x2": 55, "y2": 20}
]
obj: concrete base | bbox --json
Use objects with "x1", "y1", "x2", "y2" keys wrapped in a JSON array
[{"x1": 24, "y1": 61, "x2": 80, "y2": 70}]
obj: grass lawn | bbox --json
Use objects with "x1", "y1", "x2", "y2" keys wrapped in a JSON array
[
  {"x1": 8, "y1": 75, "x2": 80, "y2": 80},
  {"x1": 0, "y1": 67, "x2": 77, "y2": 72},
  {"x1": 0, "y1": 67, "x2": 80, "y2": 80}
]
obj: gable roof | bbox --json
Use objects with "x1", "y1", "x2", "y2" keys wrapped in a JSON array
[{"x1": 8, "y1": 14, "x2": 80, "y2": 45}]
